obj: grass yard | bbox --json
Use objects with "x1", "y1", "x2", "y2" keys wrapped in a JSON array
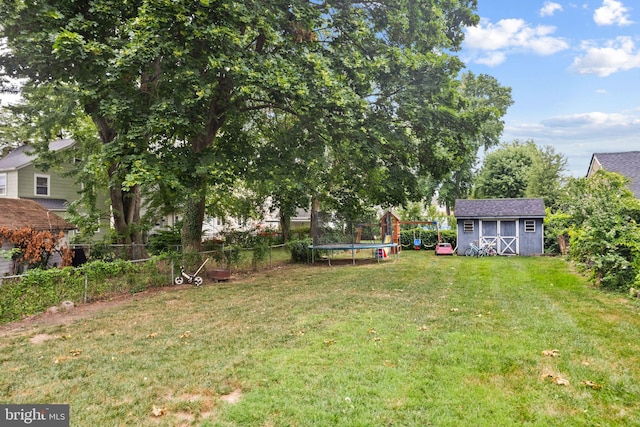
[{"x1": 2, "y1": 252, "x2": 640, "y2": 426}]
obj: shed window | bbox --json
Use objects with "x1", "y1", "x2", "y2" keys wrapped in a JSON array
[
  {"x1": 463, "y1": 220, "x2": 474, "y2": 232},
  {"x1": 524, "y1": 220, "x2": 536, "y2": 233}
]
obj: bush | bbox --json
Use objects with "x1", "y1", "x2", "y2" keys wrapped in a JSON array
[
  {"x1": 399, "y1": 228, "x2": 456, "y2": 249},
  {"x1": 0, "y1": 258, "x2": 172, "y2": 324},
  {"x1": 288, "y1": 238, "x2": 312, "y2": 263}
]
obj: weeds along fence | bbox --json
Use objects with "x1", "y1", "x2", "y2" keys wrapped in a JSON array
[{"x1": 0, "y1": 243, "x2": 290, "y2": 325}]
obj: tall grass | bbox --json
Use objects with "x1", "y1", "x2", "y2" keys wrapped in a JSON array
[{"x1": 1, "y1": 252, "x2": 640, "y2": 426}]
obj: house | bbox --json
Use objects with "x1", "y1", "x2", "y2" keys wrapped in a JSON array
[
  {"x1": 0, "y1": 140, "x2": 110, "y2": 240},
  {"x1": 587, "y1": 151, "x2": 640, "y2": 198},
  {"x1": 0, "y1": 198, "x2": 76, "y2": 274},
  {"x1": 455, "y1": 198, "x2": 546, "y2": 256}
]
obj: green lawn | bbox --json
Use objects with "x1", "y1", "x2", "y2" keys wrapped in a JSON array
[{"x1": 2, "y1": 252, "x2": 640, "y2": 426}]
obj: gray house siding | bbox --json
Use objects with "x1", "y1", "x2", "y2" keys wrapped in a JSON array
[{"x1": 455, "y1": 198, "x2": 545, "y2": 256}]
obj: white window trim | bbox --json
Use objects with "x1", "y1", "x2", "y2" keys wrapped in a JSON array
[
  {"x1": 0, "y1": 173, "x2": 6, "y2": 196},
  {"x1": 524, "y1": 220, "x2": 536, "y2": 233},
  {"x1": 34, "y1": 174, "x2": 50, "y2": 196}
]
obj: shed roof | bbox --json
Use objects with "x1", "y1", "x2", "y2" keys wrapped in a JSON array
[
  {"x1": 589, "y1": 151, "x2": 640, "y2": 198},
  {"x1": 0, "y1": 139, "x2": 75, "y2": 171},
  {"x1": 0, "y1": 198, "x2": 76, "y2": 231},
  {"x1": 454, "y1": 198, "x2": 546, "y2": 219}
]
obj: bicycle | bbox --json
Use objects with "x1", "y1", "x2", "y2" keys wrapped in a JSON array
[
  {"x1": 464, "y1": 241, "x2": 483, "y2": 257},
  {"x1": 464, "y1": 241, "x2": 497, "y2": 257}
]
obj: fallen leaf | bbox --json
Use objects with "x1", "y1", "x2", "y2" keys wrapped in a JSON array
[
  {"x1": 180, "y1": 331, "x2": 191, "y2": 339},
  {"x1": 417, "y1": 325, "x2": 428, "y2": 331},
  {"x1": 368, "y1": 328, "x2": 377, "y2": 335},
  {"x1": 69, "y1": 349, "x2": 82, "y2": 357},
  {"x1": 324, "y1": 339, "x2": 336, "y2": 346},
  {"x1": 581, "y1": 380, "x2": 603, "y2": 390},
  {"x1": 147, "y1": 332, "x2": 158, "y2": 339},
  {"x1": 151, "y1": 405, "x2": 166, "y2": 417},
  {"x1": 554, "y1": 376, "x2": 570, "y2": 386},
  {"x1": 450, "y1": 308, "x2": 459, "y2": 312},
  {"x1": 373, "y1": 337, "x2": 382, "y2": 342},
  {"x1": 542, "y1": 349, "x2": 561, "y2": 357}
]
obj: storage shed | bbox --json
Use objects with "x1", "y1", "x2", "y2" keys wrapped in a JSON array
[{"x1": 455, "y1": 198, "x2": 546, "y2": 256}]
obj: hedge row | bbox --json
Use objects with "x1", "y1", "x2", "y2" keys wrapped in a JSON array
[{"x1": 0, "y1": 258, "x2": 172, "y2": 324}]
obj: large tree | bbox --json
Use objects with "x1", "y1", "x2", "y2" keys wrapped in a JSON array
[
  {"x1": 2, "y1": 1, "x2": 490, "y2": 251},
  {"x1": 472, "y1": 140, "x2": 567, "y2": 204},
  {"x1": 0, "y1": 0, "x2": 163, "y2": 246},
  {"x1": 130, "y1": 0, "x2": 484, "y2": 249},
  {"x1": 437, "y1": 72, "x2": 513, "y2": 213}
]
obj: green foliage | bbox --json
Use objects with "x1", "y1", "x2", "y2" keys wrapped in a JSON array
[
  {"x1": 399, "y1": 228, "x2": 457, "y2": 249},
  {"x1": 473, "y1": 140, "x2": 567, "y2": 205},
  {"x1": 555, "y1": 171, "x2": 640, "y2": 291},
  {"x1": 0, "y1": 258, "x2": 170, "y2": 323},
  {"x1": 287, "y1": 238, "x2": 312, "y2": 263},
  {"x1": 146, "y1": 227, "x2": 182, "y2": 255}
]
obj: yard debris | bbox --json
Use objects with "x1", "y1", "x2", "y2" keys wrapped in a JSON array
[
  {"x1": 180, "y1": 331, "x2": 191, "y2": 339},
  {"x1": 368, "y1": 328, "x2": 377, "y2": 335},
  {"x1": 542, "y1": 372, "x2": 570, "y2": 386},
  {"x1": 450, "y1": 308, "x2": 459, "y2": 312},
  {"x1": 324, "y1": 339, "x2": 336, "y2": 346},
  {"x1": 417, "y1": 325, "x2": 428, "y2": 331},
  {"x1": 147, "y1": 332, "x2": 158, "y2": 339},
  {"x1": 581, "y1": 380, "x2": 603, "y2": 390},
  {"x1": 151, "y1": 405, "x2": 166, "y2": 417},
  {"x1": 69, "y1": 349, "x2": 83, "y2": 357},
  {"x1": 542, "y1": 349, "x2": 561, "y2": 357}
]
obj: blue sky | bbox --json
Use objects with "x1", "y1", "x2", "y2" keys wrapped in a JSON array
[{"x1": 461, "y1": 0, "x2": 640, "y2": 176}]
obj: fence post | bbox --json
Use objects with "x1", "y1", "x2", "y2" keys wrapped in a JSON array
[
  {"x1": 84, "y1": 273, "x2": 88, "y2": 304},
  {"x1": 170, "y1": 259, "x2": 174, "y2": 285}
]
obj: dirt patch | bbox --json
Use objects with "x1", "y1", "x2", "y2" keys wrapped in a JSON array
[
  {"x1": 220, "y1": 389, "x2": 243, "y2": 404},
  {"x1": 29, "y1": 334, "x2": 60, "y2": 344},
  {"x1": 0, "y1": 284, "x2": 192, "y2": 337}
]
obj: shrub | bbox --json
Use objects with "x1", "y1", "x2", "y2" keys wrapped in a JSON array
[{"x1": 288, "y1": 238, "x2": 312, "y2": 263}]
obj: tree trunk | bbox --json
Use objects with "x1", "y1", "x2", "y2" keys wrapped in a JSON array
[
  {"x1": 182, "y1": 182, "x2": 207, "y2": 252},
  {"x1": 310, "y1": 197, "x2": 321, "y2": 245},
  {"x1": 93, "y1": 115, "x2": 146, "y2": 249},
  {"x1": 279, "y1": 210, "x2": 291, "y2": 243}
]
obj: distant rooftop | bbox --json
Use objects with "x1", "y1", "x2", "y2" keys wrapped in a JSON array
[
  {"x1": 589, "y1": 151, "x2": 640, "y2": 198},
  {"x1": 0, "y1": 139, "x2": 75, "y2": 171}
]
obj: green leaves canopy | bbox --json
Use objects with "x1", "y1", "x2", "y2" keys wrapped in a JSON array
[{"x1": 1, "y1": 0, "x2": 500, "y2": 248}]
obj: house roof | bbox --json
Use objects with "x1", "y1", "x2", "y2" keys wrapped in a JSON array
[
  {"x1": 0, "y1": 139, "x2": 75, "y2": 171},
  {"x1": 454, "y1": 198, "x2": 546, "y2": 219},
  {"x1": 23, "y1": 198, "x2": 69, "y2": 211},
  {"x1": 0, "y1": 198, "x2": 76, "y2": 231},
  {"x1": 589, "y1": 151, "x2": 640, "y2": 198}
]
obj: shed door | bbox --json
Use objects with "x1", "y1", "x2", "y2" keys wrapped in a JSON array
[
  {"x1": 479, "y1": 221, "x2": 498, "y2": 251},
  {"x1": 499, "y1": 220, "x2": 518, "y2": 255}
]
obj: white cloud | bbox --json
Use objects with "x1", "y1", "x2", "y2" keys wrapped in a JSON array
[
  {"x1": 503, "y1": 111, "x2": 640, "y2": 175},
  {"x1": 464, "y1": 18, "x2": 569, "y2": 66},
  {"x1": 572, "y1": 36, "x2": 640, "y2": 76},
  {"x1": 593, "y1": 0, "x2": 633, "y2": 26},
  {"x1": 540, "y1": 2, "x2": 563, "y2": 17}
]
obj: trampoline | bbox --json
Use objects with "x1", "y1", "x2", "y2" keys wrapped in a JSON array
[{"x1": 308, "y1": 242, "x2": 399, "y2": 265}]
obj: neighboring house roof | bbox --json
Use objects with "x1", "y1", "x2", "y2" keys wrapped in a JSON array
[
  {"x1": 454, "y1": 198, "x2": 546, "y2": 219},
  {"x1": 0, "y1": 198, "x2": 76, "y2": 231},
  {"x1": 0, "y1": 139, "x2": 75, "y2": 171},
  {"x1": 23, "y1": 198, "x2": 69, "y2": 211},
  {"x1": 588, "y1": 151, "x2": 640, "y2": 198}
]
